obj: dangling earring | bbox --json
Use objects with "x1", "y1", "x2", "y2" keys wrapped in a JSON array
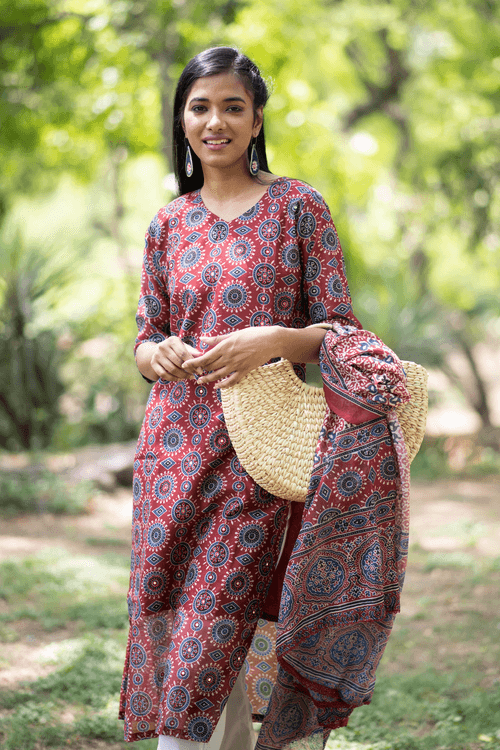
[
  {"x1": 185, "y1": 140, "x2": 194, "y2": 177},
  {"x1": 249, "y1": 138, "x2": 259, "y2": 176}
]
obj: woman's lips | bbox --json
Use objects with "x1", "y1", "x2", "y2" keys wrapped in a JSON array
[{"x1": 203, "y1": 138, "x2": 231, "y2": 149}]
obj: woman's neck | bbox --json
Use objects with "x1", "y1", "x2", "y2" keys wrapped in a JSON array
[
  {"x1": 198, "y1": 163, "x2": 275, "y2": 222},
  {"x1": 200, "y1": 162, "x2": 257, "y2": 203}
]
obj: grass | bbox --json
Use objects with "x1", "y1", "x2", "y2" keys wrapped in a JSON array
[
  {"x1": 0, "y1": 470, "x2": 94, "y2": 517},
  {"x1": 1, "y1": 548, "x2": 500, "y2": 749}
]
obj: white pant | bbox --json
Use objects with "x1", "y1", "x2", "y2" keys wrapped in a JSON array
[{"x1": 158, "y1": 666, "x2": 255, "y2": 750}]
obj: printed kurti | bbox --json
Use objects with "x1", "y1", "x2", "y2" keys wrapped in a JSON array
[{"x1": 119, "y1": 178, "x2": 359, "y2": 743}]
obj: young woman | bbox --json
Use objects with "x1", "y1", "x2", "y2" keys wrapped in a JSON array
[{"x1": 119, "y1": 47, "x2": 411, "y2": 750}]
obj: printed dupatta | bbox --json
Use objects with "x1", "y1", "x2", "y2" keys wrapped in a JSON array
[{"x1": 255, "y1": 322, "x2": 411, "y2": 750}]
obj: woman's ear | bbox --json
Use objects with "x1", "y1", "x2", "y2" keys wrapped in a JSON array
[{"x1": 253, "y1": 107, "x2": 264, "y2": 137}]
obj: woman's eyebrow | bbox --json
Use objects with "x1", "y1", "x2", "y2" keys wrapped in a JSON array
[{"x1": 188, "y1": 96, "x2": 247, "y2": 105}]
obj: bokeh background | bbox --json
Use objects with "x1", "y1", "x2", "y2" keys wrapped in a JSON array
[{"x1": 1, "y1": 1, "x2": 499, "y2": 749}]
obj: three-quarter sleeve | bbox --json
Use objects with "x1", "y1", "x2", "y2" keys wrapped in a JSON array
[
  {"x1": 295, "y1": 188, "x2": 361, "y2": 330},
  {"x1": 134, "y1": 212, "x2": 170, "y2": 381}
]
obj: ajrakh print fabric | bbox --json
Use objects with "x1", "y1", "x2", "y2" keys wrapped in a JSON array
[
  {"x1": 255, "y1": 323, "x2": 411, "y2": 749},
  {"x1": 119, "y1": 177, "x2": 410, "y2": 750}
]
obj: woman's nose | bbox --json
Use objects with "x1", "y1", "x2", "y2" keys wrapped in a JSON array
[{"x1": 207, "y1": 109, "x2": 224, "y2": 129}]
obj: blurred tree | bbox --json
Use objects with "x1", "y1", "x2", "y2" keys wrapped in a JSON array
[
  {"x1": 1, "y1": 0, "x2": 499, "y2": 448},
  {"x1": 225, "y1": 0, "x2": 500, "y2": 436},
  {"x1": 0, "y1": 233, "x2": 68, "y2": 449}
]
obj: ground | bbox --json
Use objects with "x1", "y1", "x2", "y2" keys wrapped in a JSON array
[{"x1": 1, "y1": 477, "x2": 499, "y2": 750}]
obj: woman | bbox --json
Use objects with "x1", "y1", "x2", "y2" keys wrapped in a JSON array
[{"x1": 119, "y1": 47, "x2": 410, "y2": 750}]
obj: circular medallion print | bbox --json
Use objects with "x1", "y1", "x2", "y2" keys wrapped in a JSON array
[
  {"x1": 337, "y1": 471, "x2": 363, "y2": 497},
  {"x1": 189, "y1": 404, "x2": 211, "y2": 429},
  {"x1": 130, "y1": 691, "x2": 153, "y2": 717},
  {"x1": 224, "y1": 570, "x2": 251, "y2": 598},
  {"x1": 229, "y1": 240, "x2": 252, "y2": 262},
  {"x1": 172, "y1": 498, "x2": 196, "y2": 523},
  {"x1": 298, "y1": 212, "x2": 316, "y2": 238},
  {"x1": 250, "y1": 311, "x2": 273, "y2": 327},
  {"x1": 193, "y1": 589, "x2": 216, "y2": 615},
  {"x1": 229, "y1": 645, "x2": 246, "y2": 671},
  {"x1": 169, "y1": 382, "x2": 187, "y2": 406},
  {"x1": 154, "y1": 475, "x2": 175, "y2": 500},
  {"x1": 179, "y1": 637, "x2": 203, "y2": 664},
  {"x1": 200, "y1": 473, "x2": 223, "y2": 498},
  {"x1": 186, "y1": 207, "x2": 207, "y2": 227},
  {"x1": 258, "y1": 219, "x2": 281, "y2": 242},
  {"x1": 209, "y1": 428, "x2": 231, "y2": 454},
  {"x1": 251, "y1": 634, "x2": 273, "y2": 656},
  {"x1": 180, "y1": 247, "x2": 201, "y2": 269},
  {"x1": 207, "y1": 542, "x2": 229, "y2": 567},
  {"x1": 380, "y1": 456, "x2": 398, "y2": 480},
  {"x1": 198, "y1": 666, "x2": 222, "y2": 693},
  {"x1": 281, "y1": 243, "x2": 300, "y2": 268},
  {"x1": 153, "y1": 661, "x2": 170, "y2": 688},
  {"x1": 170, "y1": 542, "x2": 191, "y2": 566},
  {"x1": 253, "y1": 263, "x2": 276, "y2": 288},
  {"x1": 130, "y1": 643, "x2": 147, "y2": 669},
  {"x1": 201, "y1": 263, "x2": 222, "y2": 286},
  {"x1": 188, "y1": 716, "x2": 213, "y2": 742},
  {"x1": 147, "y1": 523, "x2": 166, "y2": 548},
  {"x1": 322, "y1": 226, "x2": 338, "y2": 250},
  {"x1": 327, "y1": 275, "x2": 344, "y2": 298},
  {"x1": 274, "y1": 292, "x2": 294, "y2": 317},
  {"x1": 143, "y1": 571, "x2": 167, "y2": 596},
  {"x1": 208, "y1": 221, "x2": 229, "y2": 243},
  {"x1": 167, "y1": 685, "x2": 191, "y2": 712},
  {"x1": 210, "y1": 618, "x2": 236, "y2": 644},
  {"x1": 238, "y1": 523, "x2": 265, "y2": 549},
  {"x1": 143, "y1": 295, "x2": 161, "y2": 318},
  {"x1": 222, "y1": 283, "x2": 248, "y2": 309},
  {"x1": 223, "y1": 497, "x2": 243, "y2": 520},
  {"x1": 162, "y1": 427, "x2": 185, "y2": 453},
  {"x1": 181, "y1": 451, "x2": 202, "y2": 476}
]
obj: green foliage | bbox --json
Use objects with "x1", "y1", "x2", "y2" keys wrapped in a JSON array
[
  {"x1": 1, "y1": 0, "x2": 500, "y2": 448},
  {"x1": 0, "y1": 470, "x2": 93, "y2": 517},
  {"x1": 0, "y1": 232, "x2": 71, "y2": 450}
]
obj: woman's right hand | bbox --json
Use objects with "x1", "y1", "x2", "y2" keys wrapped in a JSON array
[{"x1": 137, "y1": 338, "x2": 202, "y2": 382}]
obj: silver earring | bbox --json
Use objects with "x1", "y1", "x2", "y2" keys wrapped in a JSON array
[
  {"x1": 249, "y1": 138, "x2": 259, "y2": 176},
  {"x1": 185, "y1": 141, "x2": 193, "y2": 177}
]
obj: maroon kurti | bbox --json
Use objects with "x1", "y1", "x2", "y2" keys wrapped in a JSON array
[{"x1": 120, "y1": 178, "x2": 406, "y2": 748}]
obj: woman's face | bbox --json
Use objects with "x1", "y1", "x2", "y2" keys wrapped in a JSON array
[{"x1": 182, "y1": 72, "x2": 263, "y2": 174}]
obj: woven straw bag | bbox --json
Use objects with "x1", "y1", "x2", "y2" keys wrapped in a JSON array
[{"x1": 220, "y1": 358, "x2": 428, "y2": 503}]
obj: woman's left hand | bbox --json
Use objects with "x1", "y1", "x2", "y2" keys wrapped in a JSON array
[{"x1": 181, "y1": 326, "x2": 281, "y2": 388}]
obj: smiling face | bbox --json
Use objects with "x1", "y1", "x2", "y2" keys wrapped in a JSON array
[{"x1": 182, "y1": 72, "x2": 263, "y2": 175}]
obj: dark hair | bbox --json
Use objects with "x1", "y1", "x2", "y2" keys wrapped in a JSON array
[{"x1": 173, "y1": 46, "x2": 271, "y2": 195}]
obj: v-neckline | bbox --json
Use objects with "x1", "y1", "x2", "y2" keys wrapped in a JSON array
[{"x1": 196, "y1": 178, "x2": 283, "y2": 224}]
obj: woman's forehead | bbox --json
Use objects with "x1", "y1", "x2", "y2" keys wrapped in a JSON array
[{"x1": 185, "y1": 72, "x2": 253, "y2": 105}]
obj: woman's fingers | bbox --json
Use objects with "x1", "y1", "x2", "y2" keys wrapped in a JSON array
[
  {"x1": 153, "y1": 338, "x2": 201, "y2": 380},
  {"x1": 196, "y1": 365, "x2": 234, "y2": 385}
]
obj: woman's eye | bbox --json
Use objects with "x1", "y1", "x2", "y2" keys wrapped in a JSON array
[{"x1": 191, "y1": 105, "x2": 207, "y2": 112}]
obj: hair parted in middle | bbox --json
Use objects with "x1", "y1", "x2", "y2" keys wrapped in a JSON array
[{"x1": 173, "y1": 46, "x2": 272, "y2": 196}]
